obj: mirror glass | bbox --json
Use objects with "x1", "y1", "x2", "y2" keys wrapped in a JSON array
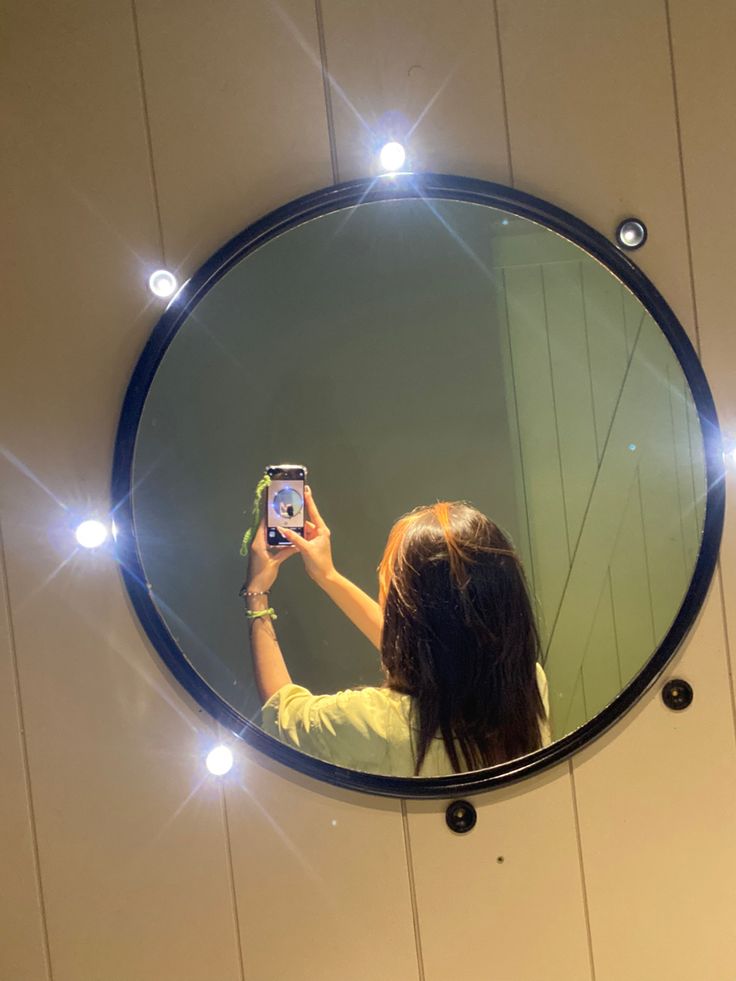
[{"x1": 131, "y1": 196, "x2": 707, "y2": 774}]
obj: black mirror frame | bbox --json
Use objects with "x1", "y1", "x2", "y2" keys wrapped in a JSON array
[{"x1": 111, "y1": 172, "x2": 725, "y2": 799}]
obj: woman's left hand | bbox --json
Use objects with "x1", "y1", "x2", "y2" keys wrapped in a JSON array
[{"x1": 246, "y1": 518, "x2": 297, "y2": 592}]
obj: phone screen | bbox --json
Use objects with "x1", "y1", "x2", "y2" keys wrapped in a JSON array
[{"x1": 266, "y1": 465, "x2": 306, "y2": 546}]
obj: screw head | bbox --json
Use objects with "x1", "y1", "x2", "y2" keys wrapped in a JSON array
[{"x1": 616, "y1": 218, "x2": 648, "y2": 250}]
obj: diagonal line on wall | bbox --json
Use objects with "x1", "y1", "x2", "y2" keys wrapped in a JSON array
[
  {"x1": 663, "y1": 0, "x2": 701, "y2": 357},
  {"x1": 492, "y1": 0, "x2": 515, "y2": 187},
  {"x1": 569, "y1": 760, "x2": 598, "y2": 981},
  {"x1": 400, "y1": 800, "x2": 427, "y2": 981},
  {"x1": 0, "y1": 515, "x2": 54, "y2": 980},
  {"x1": 544, "y1": 308, "x2": 647, "y2": 655},
  {"x1": 130, "y1": 0, "x2": 167, "y2": 264},
  {"x1": 716, "y1": 563, "x2": 736, "y2": 752},
  {"x1": 314, "y1": 0, "x2": 340, "y2": 185},
  {"x1": 220, "y1": 781, "x2": 247, "y2": 981}
]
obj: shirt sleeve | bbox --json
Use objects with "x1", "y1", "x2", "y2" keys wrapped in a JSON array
[{"x1": 260, "y1": 683, "x2": 393, "y2": 769}]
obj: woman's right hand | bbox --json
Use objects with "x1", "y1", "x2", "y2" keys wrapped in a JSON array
[{"x1": 276, "y1": 486, "x2": 337, "y2": 585}]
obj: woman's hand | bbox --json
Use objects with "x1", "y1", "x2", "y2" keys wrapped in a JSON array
[
  {"x1": 246, "y1": 518, "x2": 296, "y2": 592},
  {"x1": 276, "y1": 486, "x2": 336, "y2": 585}
]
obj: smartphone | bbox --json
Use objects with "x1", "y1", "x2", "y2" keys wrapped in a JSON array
[{"x1": 266, "y1": 464, "x2": 307, "y2": 547}]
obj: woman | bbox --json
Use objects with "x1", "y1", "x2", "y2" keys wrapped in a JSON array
[{"x1": 244, "y1": 486, "x2": 551, "y2": 776}]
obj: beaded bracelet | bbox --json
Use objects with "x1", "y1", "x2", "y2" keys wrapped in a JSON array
[{"x1": 238, "y1": 584, "x2": 270, "y2": 599}]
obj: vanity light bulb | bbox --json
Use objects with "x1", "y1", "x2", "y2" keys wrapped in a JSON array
[
  {"x1": 206, "y1": 745, "x2": 233, "y2": 776},
  {"x1": 148, "y1": 269, "x2": 178, "y2": 298},
  {"x1": 379, "y1": 141, "x2": 406, "y2": 173},
  {"x1": 75, "y1": 519, "x2": 109, "y2": 549}
]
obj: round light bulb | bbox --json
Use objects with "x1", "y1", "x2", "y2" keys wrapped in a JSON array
[
  {"x1": 148, "y1": 269, "x2": 178, "y2": 298},
  {"x1": 616, "y1": 218, "x2": 647, "y2": 250},
  {"x1": 206, "y1": 745, "x2": 233, "y2": 776},
  {"x1": 75, "y1": 519, "x2": 109, "y2": 549},
  {"x1": 379, "y1": 141, "x2": 406, "y2": 172}
]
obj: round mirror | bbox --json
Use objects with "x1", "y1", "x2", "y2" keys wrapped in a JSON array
[{"x1": 113, "y1": 174, "x2": 724, "y2": 796}]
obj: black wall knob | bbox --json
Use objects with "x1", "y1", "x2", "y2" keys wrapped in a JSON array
[
  {"x1": 662, "y1": 678, "x2": 693, "y2": 711},
  {"x1": 446, "y1": 800, "x2": 477, "y2": 834}
]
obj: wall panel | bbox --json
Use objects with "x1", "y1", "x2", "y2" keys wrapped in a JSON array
[
  {"x1": 134, "y1": 0, "x2": 332, "y2": 270},
  {"x1": 497, "y1": 0, "x2": 695, "y2": 334},
  {"x1": 572, "y1": 586, "x2": 736, "y2": 981},
  {"x1": 1, "y1": 475, "x2": 243, "y2": 981},
  {"x1": 503, "y1": 263, "x2": 570, "y2": 635},
  {"x1": 406, "y1": 767, "x2": 592, "y2": 981},
  {"x1": 225, "y1": 750, "x2": 419, "y2": 981},
  {"x1": 0, "y1": 522, "x2": 49, "y2": 981},
  {"x1": 1, "y1": 3, "x2": 243, "y2": 978},
  {"x1": 322, "y1": 0, "x2": 510, "y2": 182},
  {"x1": 495, "y1": 1, "x2": 736, "y2": 976},
  {"x1": 669, "y1": 0, "x2": 736, "y2": 724},
  {"x1": 544, "y1": 261, "x2": 599, "y2": 551}
]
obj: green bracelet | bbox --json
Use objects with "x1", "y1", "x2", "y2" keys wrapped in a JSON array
[{"x1": 245, "y1": 607, "x2": 277, "y2": 621}]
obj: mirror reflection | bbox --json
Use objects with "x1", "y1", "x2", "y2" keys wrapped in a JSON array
[{"x1": 132, "y1": 197, "x2": 706, "y2": 776}]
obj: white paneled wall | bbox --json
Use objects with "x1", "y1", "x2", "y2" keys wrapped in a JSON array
[{"x1": 2, "y1": 2, "x2": 735, "y2": 980}]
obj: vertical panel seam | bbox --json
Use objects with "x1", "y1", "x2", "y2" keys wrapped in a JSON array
[
  {"x1": 400, "y1": 800, "x2": 426, "y2": 981},
  {"x1": 501, "y1": 268, "x2": 537, "y2": 600},
  {"x1": 663, "y1": 0, "x2": 702, "y2": 356},
  {"x1": 492, "y1": 0, "x2": 514, "y2": 186},
  {"x1": 220, "y1": 784, "x2": 247, "y2": 981},
  {"x1": 665, "y1": 0, "x2": 736, "y2": 753},
  {"x1": 607, "y1": 568, "x2": 623, "y2": 689},
  {"x1": 577, "y1": 577, "x2": 609, "y2": 728},
  {"x1": 540, "y1": 265, "x2": 573, "y2": 563},
  {"x1": 579, "y1": 263, "x2": 601, "y2": 461},
  {"x1": 635, "y1": 465, "x2": 658, "y2": 643},
  {"x1": 683, "y1": 372, "x2": 702, "y2": 547},
  {"x1": 0, "y1": 516, "x2": 54, "y2": 981},
  {"x1": 130, "y1": 0, "x2": 167, "y2": 264},
  {"x1": 580, "y1": 669, "x2": 588, "y2": 724},
  {"x1": 715, "y1": 563, "x2": 736, "y2": 752},
  {"x1": 546, "y1": 315, "x2": 647, "y2": 653},
  {"x1": 573, "y1": 308, "x2": 647, "y2": 561},
  {"x1": 619, "y1": 286, "x2": 631, "y2": 359},
  {"x1": 314, "y1": 0, "x2": 340, "y2": 185},
  {"x1": 569, "y1": 761, "x2": 598, "y2": 981},
  {"x1": 563, "y1": 564, "x2": 618, "y2": 734},
  {"x1": 665, "y1": 362, "x2": 690, "y2": 577},
  {"x1": 585, "y1": 468, "x2": 651, "y2": 724}
]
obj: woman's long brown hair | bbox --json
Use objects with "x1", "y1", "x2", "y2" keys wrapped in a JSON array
[{"x1": 378, "y1": 502, "x2": 547, "y2": 775}]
